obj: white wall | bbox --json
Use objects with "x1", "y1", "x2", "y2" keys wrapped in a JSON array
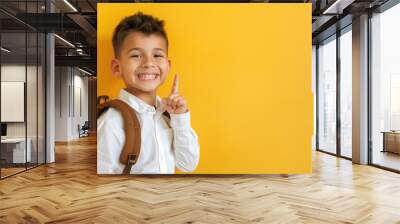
[
  {"x1": 54, "y1": 67, "x2": 89, "y2": 141},
  {"x1": 1, "y1": 65, "x2": 26, "y2": 139},
  {"x1": 1, "y1": 65, "x2": 38, "y2": 138},
  {"x1": 55, "y1": 66, "x2": 69, "y2": 141},
  {"x1": 1, "y1": 64, "x2": 46, "y2": 164}
]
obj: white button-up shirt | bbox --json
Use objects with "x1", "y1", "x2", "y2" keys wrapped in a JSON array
[{"x1": 97, "y1": 89, "x2": 200, "y2": 174}]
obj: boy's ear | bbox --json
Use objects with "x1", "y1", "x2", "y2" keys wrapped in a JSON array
[{"x1": 111, "y1": 58, "x2": 122, "y2": 77}]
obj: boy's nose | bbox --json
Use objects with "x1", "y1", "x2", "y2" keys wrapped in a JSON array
[{"x1": 141, "y1": 56, "x2": 156, "y2": 68}]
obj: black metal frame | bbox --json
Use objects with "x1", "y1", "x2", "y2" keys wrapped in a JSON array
[
  {"x1": 367, "y1": 10, "x2": 373, "y2": 166},
  {"x1": 25, "y1": 2, "x2": 28, "y2": 172},
  {"x1": 0, "y1": 13, "x2": 2, "y2": 179},
  {"x1": 336, "y1": 27, "x2": 341, "y2": 158},
  {"x1": 315, "y1": 45, "x2": 319, "y2": 151}
]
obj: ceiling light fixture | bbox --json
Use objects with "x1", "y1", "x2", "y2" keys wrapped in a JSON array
[
  {"x1": 322, "y1": 0, "x2": 355, "y2": 15},
  {"x1": 63, "y1": 0, "x2": 78, "y2": 12},
  {"x1": 1, "y1": 47, "x2": 11, "y2": 53},
  {"x1": 77, "y1": 67, "x2": 93, "y2": 76},
  {"x1": 54, "y1": 34, "x2": 75, "y2": 48}
]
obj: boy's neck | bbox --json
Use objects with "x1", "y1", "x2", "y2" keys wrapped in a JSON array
[{"x1": 125, "y1": 88, "x2": 156, "y2": 107}]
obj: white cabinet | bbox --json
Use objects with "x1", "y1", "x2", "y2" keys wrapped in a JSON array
[{"x1": 1, "y1": 138, "x2": 32, "y2": 163}]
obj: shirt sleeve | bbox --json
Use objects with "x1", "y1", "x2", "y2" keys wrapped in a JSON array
[
  {"x1": 97, "y1": 114, "x2": 124, "y2": 174},
  {"x1": 169, "y1": 111, "x2": 200, "y2": 172}
]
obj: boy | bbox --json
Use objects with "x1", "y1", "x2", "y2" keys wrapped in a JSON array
[{"x1": 97, "y1": 12, "x2": 200, "y2": 174}]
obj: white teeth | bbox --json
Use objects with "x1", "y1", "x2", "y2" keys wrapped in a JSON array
[{"x1": 138, "y1": 73, "x2": 157, "y2": 80}]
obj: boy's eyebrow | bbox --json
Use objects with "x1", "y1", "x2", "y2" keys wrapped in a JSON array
[
  {"x1": 127, "y1": 47, "x2": 166, "y2": 53},
  {"x1": 153, "y1": 48, "x2": 166, "y2": 52},
  {"x1": 127, "y1": 48, "x2": 142, "y2": 52}
]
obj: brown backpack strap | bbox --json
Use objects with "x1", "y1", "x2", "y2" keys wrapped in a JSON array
[
  {"x1": 162, "y1": 111, "x2": 170, "y2": 119},
  {"x1": 99, "y1": 99, "x2": 141, "y2": 174}
]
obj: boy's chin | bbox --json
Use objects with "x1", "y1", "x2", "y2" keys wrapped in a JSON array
[{"x1": 136, "y1": 85, "x2": 159, "y2": 93}]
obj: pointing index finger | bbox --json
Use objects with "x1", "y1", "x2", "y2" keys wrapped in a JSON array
[{"x1": 170, "y1": 73, "x2": 179, "y2": 95}]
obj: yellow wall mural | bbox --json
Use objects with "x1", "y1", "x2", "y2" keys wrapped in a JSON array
[{"x1": 97, "y1": 3, "x2": 313, "y2": 174}]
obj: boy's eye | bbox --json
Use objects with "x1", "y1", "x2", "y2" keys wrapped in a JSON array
[
  {"x1": 131, "y1": 54, "x2": 141, "y2": 58},
  {"x1": 154, "y1": 54, "x2": 164, "y2": 58}
]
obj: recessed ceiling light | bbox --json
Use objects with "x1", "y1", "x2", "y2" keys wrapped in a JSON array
[
  {"x1": 1, "y1": 47, "x2": 11, "y2": 53},
  {"x1": 54, "y1": 34, "x2": 75, "y2": 48},
  {"x1": 63, "y1": 0, "x2": 78, "y2": 12},
  {"x1": 322, "y1": 0, "x2": 354, "y2": 15},
  {"x1": 77, "y1": 67, "x2": 93, "y2": 76}
]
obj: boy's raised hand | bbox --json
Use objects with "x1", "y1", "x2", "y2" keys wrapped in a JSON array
[{"x1": 162, "y1": 74, "x2": 188, "y2": 114}]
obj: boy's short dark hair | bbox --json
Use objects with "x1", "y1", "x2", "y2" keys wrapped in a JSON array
[{"x1": 112, "y1": 11, "x2": 168, "y2": 57}]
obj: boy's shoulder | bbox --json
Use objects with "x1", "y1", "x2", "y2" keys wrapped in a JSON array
[{"x1": 97, "y1": 107, "x2": 124, "y2": 130}]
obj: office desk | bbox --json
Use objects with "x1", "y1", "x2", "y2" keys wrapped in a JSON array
[
  {"x1": 381, "y1": 131, "x2": 400, "y2": 154},
  {"x1": 1, "y1": 138, "x2": 32, "y2": 164}
]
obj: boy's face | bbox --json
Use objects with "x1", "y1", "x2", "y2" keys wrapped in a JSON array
[{"x1": 112, "y1": 31, "x2": 170, "y2": 94}]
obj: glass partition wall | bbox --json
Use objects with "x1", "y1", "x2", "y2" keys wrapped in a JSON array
[
  {"x1": 316, "y1": 0, "x2": 400, "y2": 173},
  {"x1": 339, "y1": 27, "x2": 352, "y2": 159},
  {"x1": 370, "y1": 2, "x2": 400, "y2": 172},
  {"x1": 0, "y1": 1, "x2": 46, "y2": 179},
  {"x1": 317, "y1": 35, "x2": 337, "y2": 155},
  {"x1": 316, "y1": 26, "x2": 352, "y2": 159}
]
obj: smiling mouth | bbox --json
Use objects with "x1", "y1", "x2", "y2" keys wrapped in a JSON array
[{"x1": 137, "y1": 73, "x2": 159, "y2": 81}]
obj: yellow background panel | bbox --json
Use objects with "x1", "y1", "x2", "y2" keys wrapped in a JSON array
[{"x1": 97, "y1": 3, "x2": 313, "y2": 174}]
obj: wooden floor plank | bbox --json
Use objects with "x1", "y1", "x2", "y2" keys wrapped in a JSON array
[{"x1": 0, "y1": 135, "x2": 400, "y2": 223}]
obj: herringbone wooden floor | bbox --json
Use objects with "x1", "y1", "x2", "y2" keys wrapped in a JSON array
[{"x1": 1, "y1": 135, "x2": 400, "y2": 224}]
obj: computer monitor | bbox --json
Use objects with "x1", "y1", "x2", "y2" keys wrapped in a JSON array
[{"x1": 1, "y1": 123, "x2": 7, "y2": 137}]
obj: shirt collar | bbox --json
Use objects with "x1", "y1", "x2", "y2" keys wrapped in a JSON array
[{"x1": 118, "y1": 89, "x2": 166, "y2": 114}]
